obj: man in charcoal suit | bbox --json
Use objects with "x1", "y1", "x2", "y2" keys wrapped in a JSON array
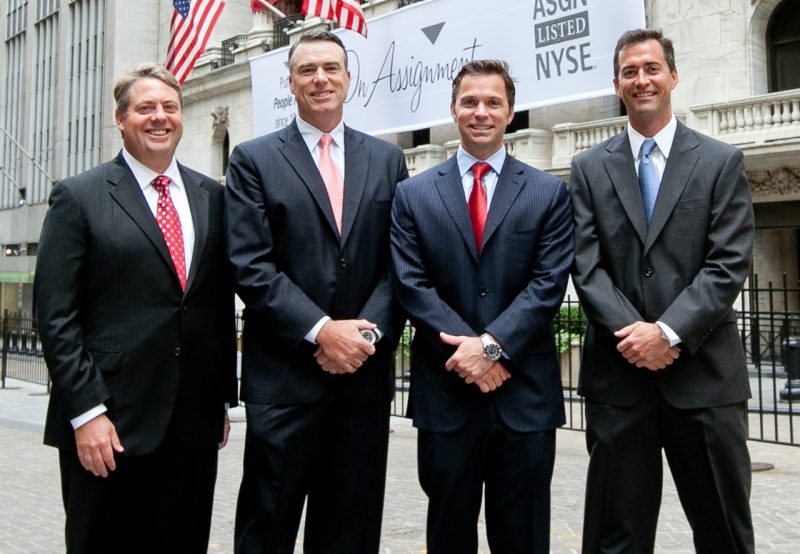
[
  {"x1": 391, "y1": 59, "x2": 574, "y2": 553},
  {"x1": 225, "y1": 30, "x2": 408, "y2": 553},
  {"x1": 34, "y1": 63, "x2": 237, "y2": 553},
  {"x1": 570, "y1": 29, "x2": 755, "y2": 552}
]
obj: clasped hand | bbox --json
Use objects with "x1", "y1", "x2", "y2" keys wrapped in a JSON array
[
  {"x1": 314, "y1": 319, "x2": 377, "y2": 374},
  {"x1": 439, "y1": 332, "x2": 511, "y2": 393},
  {"x1": 615, "y1": 321, "x2": 680, "y2": 371}
]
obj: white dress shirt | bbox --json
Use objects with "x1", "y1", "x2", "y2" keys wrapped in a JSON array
[
  {"x1": 626, "y1": 115, "x2": 681, "y2": 347},
  {"x1": 456, "y1": 145, "x2": 507, "y2": 208}
]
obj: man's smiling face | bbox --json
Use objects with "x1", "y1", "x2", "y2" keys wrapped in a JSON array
[{"x1": 115, "y1": 77, "x2": 183, "y2": 173}]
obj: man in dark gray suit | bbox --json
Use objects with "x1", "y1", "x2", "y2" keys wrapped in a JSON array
[
  {"x1": 225, "y1": 30, "x2": 408, "y2": 553},
  {"x1": 34, "y1": 63, "x2": 237, "y2": 553},
  {"x1": 391, "y1": 60, "x2": 574, "y2": 553},
  {"x1": 570, "y1": 29, "x2": 755, "y2": 553}
]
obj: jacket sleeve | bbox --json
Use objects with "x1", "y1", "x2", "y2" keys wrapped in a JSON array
[
  {"x1": 357, "y1": 147, "x2": 410, "y2": 344},
  {"x1": 484, "y1": 180, "x2": 574, "y2": 360},
  {"x1": 34, "y1": 182, "x2": 111, "y2": 418},
  {"x1": 391, "y1": 180, "x2": 476, "y2": 355},
  {"x1": 224, "y1": 143, "x2": 329, "y2": 350},
  {"x1": 658, "y1": 148, "x2": 754, "y2": 354},
  {"x1": 570, "y1": 156, "x2": 645, "y2": 333}
]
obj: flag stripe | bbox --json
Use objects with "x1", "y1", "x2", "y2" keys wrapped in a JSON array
[
  {"x1": 302, "y1": 0, "x2": 367, "y2": 37},
  {"x1": 170, "y1": 1, "x2": 217, "y2": 78},
  {"x1": 166, "y1": 0, "x2": 225, "y2": 84}
]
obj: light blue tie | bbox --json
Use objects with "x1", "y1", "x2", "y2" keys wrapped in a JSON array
[{"x1": 638, "y1": 138, "x2": 659, "y2": 226}]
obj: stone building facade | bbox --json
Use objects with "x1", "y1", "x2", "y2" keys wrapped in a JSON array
[{"x1": 0, "y1": 0, "x2": 798, "y2": 313}]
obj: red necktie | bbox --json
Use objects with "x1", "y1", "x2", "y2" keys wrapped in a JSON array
[
  {"x1": 319, "y1": 134, "x2": 344, "y2": 232},
  {"x1": 468, "y1": 162, "x2": 491, "y2": 253},
  {"x1": 151, "y1": 175, "x2": 187, "y2": 290}
]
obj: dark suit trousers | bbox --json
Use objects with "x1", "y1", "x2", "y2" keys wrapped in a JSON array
[
  {"x1": 418, "y1": 399, "x2": 556, "y2": 554},
  {"x1": 234, "y1": 391, "x2": 390, "y2": 554},
  {"x1": 58, "y1": 424, "x2": 219, "y2": 554},
  {"x1": 583, "y1": 383, "x2": 754, "y2": 554}
]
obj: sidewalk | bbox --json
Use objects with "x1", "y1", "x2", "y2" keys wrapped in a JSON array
[{"x1": 2, "y1": 379, "x2": 799, "y2": 553}]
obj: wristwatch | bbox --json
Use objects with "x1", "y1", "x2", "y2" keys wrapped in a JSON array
[
  {"x1": 480, "y1": 333, "x2": 502, "y2": 361},
  {"x1": 361, "y1": 329, "x2": 377, "y2": 345}
]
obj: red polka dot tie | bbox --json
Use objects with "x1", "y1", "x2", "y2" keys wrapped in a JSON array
[{"x1": 151, "y1": 175, "x2": 187, "y2": 290}]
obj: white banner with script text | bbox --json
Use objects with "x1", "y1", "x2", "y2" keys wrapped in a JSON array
[{"x1": 250, "y1": 0, "x2": 645, "y2": 137}]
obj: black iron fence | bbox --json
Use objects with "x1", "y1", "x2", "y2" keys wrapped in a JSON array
[
  {"x1": 5, "y1": 277, "x2": 800, "y2": 446},
  {"x1": 272, "y1": 14, "x2": 304, "y2": 49},
  {"x1": 737, "y1": 274, "x2": 800, "y2": 446},
  {"x1": 388, "y1": 281, "x2": 800, "y2": 448},
  {"x1": 1, "y1": 310, "x2": 49, "y2": 390}
]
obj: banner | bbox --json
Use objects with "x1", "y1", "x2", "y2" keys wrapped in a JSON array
[{"x1": 251, "y1": 0, "x2": 645, "y2": 137}]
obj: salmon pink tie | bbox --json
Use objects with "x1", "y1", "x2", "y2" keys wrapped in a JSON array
[
  {"x1": 468, "y1": 162, "x2": 491, "y2": 253},
  {"x1": 151, "y1": 175, "x2": 187, "y2": 290},
  {"x1": 319, "y1": 134, "x2": 344, "y2": 232}
]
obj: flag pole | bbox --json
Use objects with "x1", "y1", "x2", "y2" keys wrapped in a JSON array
[{"x1": 255, "y1": 0, "x2": 287, "y2": 19}]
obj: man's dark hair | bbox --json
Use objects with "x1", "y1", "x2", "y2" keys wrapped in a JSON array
[
  {"x1": 451, "y1": 60, "x2": 516, "y2": 110},
  {"x1": 288, "y1": 30, "x2": 348, "y2": 71},
  {"x1": 613, "y1": 29, "x2": 676, "y2": 78},
  {"x1": 114, "y1": 63, "x2": 183, "y2": 116}
]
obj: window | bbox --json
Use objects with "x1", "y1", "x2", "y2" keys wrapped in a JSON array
[
  {"x1": 506, "y1": 110, "x2": 530, "y2": 135},
  {"x1": 64, "y1": 0, "x2": 105, "y2": 177},
  {"x1": 767, "y1": 0, "x2": 800, "y2": 92}
]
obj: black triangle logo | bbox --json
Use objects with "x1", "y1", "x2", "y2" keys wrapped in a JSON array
[{"x1": 421, "y1": 22, "x2": 445, "y2": 45}]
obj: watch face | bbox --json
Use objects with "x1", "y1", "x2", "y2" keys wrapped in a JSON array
[
  {"x1": 361, "y1": 329, "x2": 377, "y2": 344},
  {"x1": 484, "y1": 343, "x2": 502, "y2": 361}
]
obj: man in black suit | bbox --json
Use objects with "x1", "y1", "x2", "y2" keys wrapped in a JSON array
[
  {"x1": 34, "y1": 63, "x2": 237, "y2": 553},
  {"x1": 391, "y1": 60, "x2": 574, "y2": 553},
  {"x1": 225, "y1": 30, "x2": 408, "y2": 553},
  {"x1": 570, "y1": 29, "x2": 755, "y2": 552}
]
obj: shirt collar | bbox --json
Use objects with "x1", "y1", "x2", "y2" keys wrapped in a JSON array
[
  {"x1": 627, "y1": 114, "x2": 677, "y2": 161},
  {"x1": 456, "y1": 145, "x2": 507, "y2": 178},
  {"x1": 122, "y1": 148, "x2": 182, "y2": 192},
  {"x1": 296, "y1": 116, "x2": 346, "y2": 152}
]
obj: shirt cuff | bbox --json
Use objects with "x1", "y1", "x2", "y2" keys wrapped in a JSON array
[
  {"x1": 655, "y1": 321, "x2": 681, "y2": 347},
  {"x1": 71, "y1": 404, "x2": 107, "y2": 430},
  {"x1": 305, "y1": 316, "x2": 331, "y2": 344}
]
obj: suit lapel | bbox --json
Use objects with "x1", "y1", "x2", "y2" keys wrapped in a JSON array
[
  {"x1": 277, "y1": 121, "x2": 340, "y2": 240},
  {"x1": 341, "y1": 126, "x2": 369, "y2": 246},
  {"x1": 181, "y1": 165, "x2": 209, "y2": 291},
  {"x1": 107, "y1": 155, "x2": 177, "y2": 280},
  {"x1": 435, "y1": 158, "x2": 479, "y2": 262},
  {"x1": 645, "y1": 122, "x2": 699, "y2": 252},
  {"x1": 604, "y1": 133, "x2": 648, "y2": 245},
  {"x1": 482, "y1": 157, "x2": 525, "y2": 250}
]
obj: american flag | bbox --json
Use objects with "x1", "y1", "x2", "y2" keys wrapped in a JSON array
[
  {"x1": 251, "y1": 0, "x2": 278, "y2": 12},
  {"x1": 166, "y1": 0, "x2": 226, "y2": 85},
  {"x1": 302, "y1": 0, "x2": 367, "y2": 38}
]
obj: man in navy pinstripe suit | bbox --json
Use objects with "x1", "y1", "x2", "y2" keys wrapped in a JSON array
[{"x1": 390, "y1": 60, "x2": 574, "y2": 553}]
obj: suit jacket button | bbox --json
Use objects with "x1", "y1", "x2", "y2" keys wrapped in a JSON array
[
  {"x1": 478, "y1": 287, "x2": 488, "y2": 297},
  {"x1": 339, "y1": 257, "x2": 349, "y2": 269},
  {"x1": 644, "y1": 268, "x2": 653, "y2": 278},
  {"x1": 174, "y1": 347, "x2": 182, "y2": 357}
]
